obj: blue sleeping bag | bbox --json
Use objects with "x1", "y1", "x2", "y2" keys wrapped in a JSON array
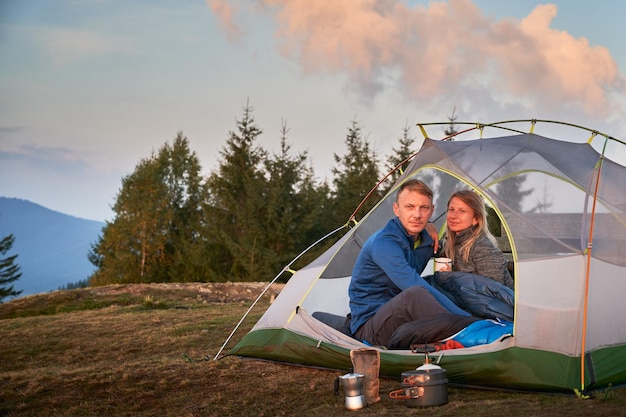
[
  {"x1": 451, "y1": 319, "x2": 513, "y2": 347},
  {"x1": 425, "y1": 271, "x2": 514, "y2": 322}
]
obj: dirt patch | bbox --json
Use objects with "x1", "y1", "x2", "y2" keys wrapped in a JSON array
[
  {"x1": 0, "y1": 282, "x2": 284, "y2": 320},
  {"x1": 88, "y1": 281, "x2": 285, "y2": 303}
]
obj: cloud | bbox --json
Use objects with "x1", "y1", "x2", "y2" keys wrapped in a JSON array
[
  {"x1": 488, "y1": 4, "x2": 623, "y2": 116},
  {"x1": 0, "y1": 144, "x2": 85, "y2": 171},
  {"x1": 208, "y1": 0, "x2": 626, "y2": 118},
  {"x1": 206, "y1": 0, "x2": 242, "y2": 41},
  {"x1": 0, "y1": 126, "x2": 25, "y2": 137}
]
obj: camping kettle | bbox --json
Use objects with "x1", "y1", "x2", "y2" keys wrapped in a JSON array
[
  {"x1": 389, "y1": 346, "x2": 449, "y2": 407},
  {"x1": 334, "y1": 373, "x2": 366, "y2": 410}
]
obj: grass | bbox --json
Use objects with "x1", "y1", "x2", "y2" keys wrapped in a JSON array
[{"x1": 1, "y1": 283, "x2": 625, "y2": 417}]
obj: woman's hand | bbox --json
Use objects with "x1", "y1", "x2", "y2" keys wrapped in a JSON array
[{"x1": 439, "y1": 263, "x2": 451, "y2": 272}]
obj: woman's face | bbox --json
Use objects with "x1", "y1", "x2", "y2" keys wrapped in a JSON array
[{"x1": 446, "y1": 196, "x2": 477, "y2": 233}]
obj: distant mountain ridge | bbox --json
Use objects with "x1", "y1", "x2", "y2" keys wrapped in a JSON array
[{"x1": 0, "y1": 197, "x2": 105, "y2": 298}]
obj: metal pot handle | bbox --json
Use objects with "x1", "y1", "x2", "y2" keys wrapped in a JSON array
[
  {"x1": 389, "y1": 389, "x2": 411, "y2": 400},
  {"x1": 389, "y1": 386, "x2": 424, "y2": 400}
]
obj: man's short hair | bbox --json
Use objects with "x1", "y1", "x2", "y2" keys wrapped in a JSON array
[{"x1": 396, "y1": 179, "x2": 433, "y2": 203}]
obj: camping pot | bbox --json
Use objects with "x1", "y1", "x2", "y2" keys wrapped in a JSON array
[
  {"x1": 389, "y1": 363, "x2": 448, "y2": 407},
  {"x1": 334, "y1": 373, "x2": 366, "y2": 410}
]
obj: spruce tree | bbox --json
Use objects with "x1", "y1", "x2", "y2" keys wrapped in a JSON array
[
  {"x1": 206, "y1": 101, "x2": 268, "y2": 281},
  {"x1": 443, "y1": 107, "x2": 458, "y2": 139},
  {"x1": 261, "y1": 122, "x2": 331, "y2": 277},
  {"x1": 330, "y1": 119, "x2": 380, "y2": 227},
  {"x1": 383, "y1": 123, "x2": 417, "y2": 193},
  {"x1": 0, "y1": 233, "x2": 22, "y2": 302}
]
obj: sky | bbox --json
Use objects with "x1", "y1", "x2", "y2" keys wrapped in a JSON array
[{"x1": 1, "y1": 0, "x2": 625, "y2": 222}]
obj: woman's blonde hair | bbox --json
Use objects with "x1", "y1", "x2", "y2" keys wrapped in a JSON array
[{"x1": 444, "y1": 189, "x2": 496, "y2": 262}]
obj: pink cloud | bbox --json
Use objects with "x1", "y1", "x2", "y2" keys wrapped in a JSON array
[
  {"x1": 208, "y1": 0, "x2": 625, "y2": 117},
  {"x1": 207, "y1": 0, "x2": 242, "y2": 41}
]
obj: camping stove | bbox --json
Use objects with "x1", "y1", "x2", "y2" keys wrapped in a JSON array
[{"x1": 389, "y1": 346, "x2": 449, "y2": 407}]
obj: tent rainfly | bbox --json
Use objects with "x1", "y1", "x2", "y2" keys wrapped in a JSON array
[{"x1": 221, "y1": 120, "x2": 626, "y2": 394}]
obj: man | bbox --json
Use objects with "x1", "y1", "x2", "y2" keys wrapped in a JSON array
[{"x1": 349, "y1": 179, "x2": 471, "y2": 347}]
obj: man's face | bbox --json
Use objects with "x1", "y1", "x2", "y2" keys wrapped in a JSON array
[{"x1": 393, "y1": 189, "x2": 434, "y2": 237}]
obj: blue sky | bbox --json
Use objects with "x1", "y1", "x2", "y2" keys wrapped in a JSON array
[{"x1": 1, "y1": 0, "x2": 625, "y2": 222}]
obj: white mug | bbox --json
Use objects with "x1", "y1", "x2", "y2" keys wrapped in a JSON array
[{"x1": 434, "y1": 257, "x2": 452, "y2": 272}]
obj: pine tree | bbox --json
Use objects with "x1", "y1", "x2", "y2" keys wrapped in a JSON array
[
  {"x1": 0, "y1": 234, "x2": 22, "y2": 302},
  {"x1": 206, "y1": 100, "x2": 268, "y2": 281},
  {"x1": 330, "y1": 119, "x2": 380, "y2": 226},
  {"x1": 383, "y1": 123, "x2": 417, "y2": 193},
  {"x1": 89, "y1": 132, "x2": 210, "y2": 285},
  {"x1": 443, "y1": 107, "x2": 458, "y2": 140},
  {"x1": 494, "y1": 173, "x2": 533, "y2": 213},
  {"x1": 158, "y1": 135, "x2": 212, "y2": 282},
  {"x1": 260, "y1": 122, "x2": 329, "y2": 277}
]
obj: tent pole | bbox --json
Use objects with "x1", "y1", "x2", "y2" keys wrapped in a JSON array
[
  {"x1": 580, "y1": 136, "x2": 608, "y2": 391},
  {"x1": 212, "y1": 224, "x2": 347, "y2": 361}
]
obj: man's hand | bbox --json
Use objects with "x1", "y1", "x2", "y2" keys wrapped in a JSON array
[{"x1": 426, "y1": 222, "x2": 439, "y2": 253}]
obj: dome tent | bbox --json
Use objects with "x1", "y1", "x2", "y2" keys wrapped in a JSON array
[{"x1": 220, "y1": 120, "x2": 626, "y2": 393}]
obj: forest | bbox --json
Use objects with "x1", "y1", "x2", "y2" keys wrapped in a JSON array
[{"x1": 87, "y1": 102, "x2": 449, "y2": 286}]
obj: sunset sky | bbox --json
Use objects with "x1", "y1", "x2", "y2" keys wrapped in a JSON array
[{"x1": 1, "y1": 0, "x2": 625, "y2": 221}]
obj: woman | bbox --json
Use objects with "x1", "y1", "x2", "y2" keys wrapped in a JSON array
[{"x1": 441, "y1": 190, "x2": 514, "y2": 289}]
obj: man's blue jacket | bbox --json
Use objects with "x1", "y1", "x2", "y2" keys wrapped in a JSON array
[{"x1": 349, "y1": 217, "x2": 468, "y2": 335}]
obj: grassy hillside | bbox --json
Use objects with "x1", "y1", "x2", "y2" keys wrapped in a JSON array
[{"x1": 1, "y1": 283, "x2": 625, "y2": 417}]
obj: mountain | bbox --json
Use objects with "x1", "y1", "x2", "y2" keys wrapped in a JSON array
[{"x1": 0, "y1": 197, "x2": 105, "y2": 298}]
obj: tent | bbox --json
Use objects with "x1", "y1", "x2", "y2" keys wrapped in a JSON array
[{"x1": 223, "y1": 120, "x2": 626, "y2": 393}]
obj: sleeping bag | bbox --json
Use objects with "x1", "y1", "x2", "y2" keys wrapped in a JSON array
[{"x1": 426, "y1": 271, "x2": 514, "y2": 322}]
